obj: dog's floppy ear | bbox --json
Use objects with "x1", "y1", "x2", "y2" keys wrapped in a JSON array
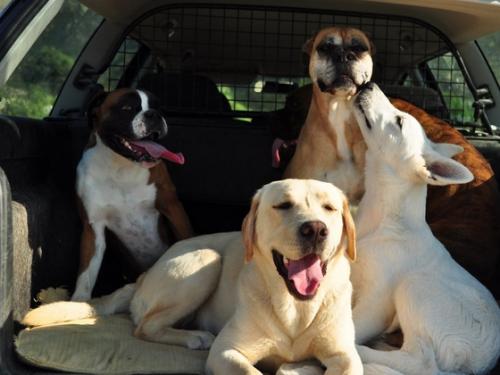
[
  {"x1": 342, "y1": 197, "x2": 356, "y2": 261},
  {"x1": 369, "y1": 39, "x2": 376, "y2": 56},
  {"x1": 242, "y1": 189, "x2": 262, "y2": 262},
  {"x1": 302, "y1": 31, "x2": 318, "y2": 56},
  {"x1": 86, "y1": 89, "x2": 108, "y2": 129}
]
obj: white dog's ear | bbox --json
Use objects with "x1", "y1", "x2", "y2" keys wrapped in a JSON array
[
  {"x1": 242, "y1": 189, "x2": 262, "y2": 262},
  {"x1": 342, "y1": 198, "x2": 356, "y2": 261},
  {"x1": 432, "y1": 142, "x2": 464, "y2": 158},
  {"x1": 418, "y1": 151, "x2": 474, "y2": 186}
]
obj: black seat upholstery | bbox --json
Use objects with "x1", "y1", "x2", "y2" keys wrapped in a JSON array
[
  {"x1": 137, "y1": 73, "x2": 231, "y2": 113},
  {"x1": 380, "y1": 84, "x2": 449, "y2": 119}
]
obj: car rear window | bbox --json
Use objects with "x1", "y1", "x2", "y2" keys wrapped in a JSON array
[
  {"x1": 0, "y1": 0, "x2": 102, "y2": 118},
  {"x1": 477, "y1": 32, "x2": 500, "y2": 87},
  {"x1": 99, "y1": 4, "x2": 481, "y2": 130}
]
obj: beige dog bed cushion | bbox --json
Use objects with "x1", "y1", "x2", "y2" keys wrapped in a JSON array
[{"x1": 15, "y1": 314, "x2": 207, "y2": 374}]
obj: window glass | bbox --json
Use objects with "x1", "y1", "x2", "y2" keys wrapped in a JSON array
[
  {"x1": 426, "y1": 53, "x2": 475, "y2": 124},
  {"x1": 0, "y1": 0, "x2": 102, "y2": 118},
  {"x1": 98, "y1": 38, "x2": 142, "y2": 90},
  {"x1": 477, "y1": 32, "x2": 500, "y2": 85},
  {"x1": 218, "y1": 77, "x2": 310, "y2": 113},
  {"x1": 0, "y1": 0, "x2": 11, "y2": 15}
]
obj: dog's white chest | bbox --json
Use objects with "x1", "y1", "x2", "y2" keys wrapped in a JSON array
[
  {"x1": 323, "y1": 161, "x2": 362, "y2": 201},
  {"x1": 328, "y1": 102, "x2": 352, "y2": 161},
  {"x1": 77, "y1": 142, "x2": 166, "y2": 267}
]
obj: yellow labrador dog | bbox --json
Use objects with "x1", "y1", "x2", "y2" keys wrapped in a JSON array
[
  {"x1": 206, "y1": 179, "x2": 361, "y2": 375},
  {"x1": 23, "y1": 179, "x2": 360, "y2": 374}
]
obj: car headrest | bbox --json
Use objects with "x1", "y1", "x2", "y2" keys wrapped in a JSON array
[{"x1": 137, "y1": 73, "x2": 231, "y2": 113}]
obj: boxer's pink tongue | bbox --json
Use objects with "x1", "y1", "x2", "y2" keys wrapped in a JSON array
[
  {"x1": 130, "y1": 140, "x2": 185, "y2": 165},
  {"x1": 286, "y1": 254, "x2": 323, "y2": 296},
  {"x1": 271, "y1": 138, "x2": 285, "y2": 168}
]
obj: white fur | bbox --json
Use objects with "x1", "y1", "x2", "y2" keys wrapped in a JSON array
[
  {"x1": 329, "y1": 101, "x2": 352, "y2": 161},
  {"x1": 131, "y1": 90, "x2": 168, "y2": 138},
  {"x1": 23, "y1": 180, "x2": 361, "y2": 374},
  {"x1": 137, "y1": 90, "x2": 149, "y2": 111},
  {"x1": 322, "y1": 99, "x2": 363, "y2": 201},
  {"x1": 72, "y1": 136, "x2": 166, "y2": 301},
  {"x1": 351, "y1": 84, "x2": 500, "y2": 375}
]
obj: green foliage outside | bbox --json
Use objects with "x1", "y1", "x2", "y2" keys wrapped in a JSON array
[
  {"x1": 0, "y1": 0, "x2": 102, "y2": 118},
  {"x1": 478, "y1": 32, "x2": 500, "y2": 84},
  {"x1": 427, "y1": 53, "x2": 475, "y2": 124},
  {"x1": 0, "y1": 0, "x2": 10, "y2": 12}
]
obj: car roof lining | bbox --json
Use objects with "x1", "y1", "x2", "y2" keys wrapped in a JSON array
[{"x1": 80, "y1": 0, "x2": 500, "y2": 44}]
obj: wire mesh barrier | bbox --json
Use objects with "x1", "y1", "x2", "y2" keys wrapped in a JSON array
[{"x1": 99, "y1": 5, "x2": 478, "y2": 128}]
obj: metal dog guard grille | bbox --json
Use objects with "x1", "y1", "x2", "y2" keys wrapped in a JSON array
[{"x1": 100, "y1": 4, "x2": 481, "y2": 130}]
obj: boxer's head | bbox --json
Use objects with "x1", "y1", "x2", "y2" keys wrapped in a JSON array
[
  {"x1": 88, "y1": 88, "x2": 184, "y2": 168},
  {"x1": 305, "y1": 27, "x2": 374, "y2": 97}
]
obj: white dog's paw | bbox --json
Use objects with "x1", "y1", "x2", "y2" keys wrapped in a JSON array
[
  {"x1": 363, "y1": 363, "x2": 404, "y2": 375},
  {"x1": 276, "y1": 361, "x2": 324, "y2": 375},
  {"x1": 186, "y1": 330, "x2": 215, "y2": 350}
]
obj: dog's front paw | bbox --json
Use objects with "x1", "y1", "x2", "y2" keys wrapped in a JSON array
[
  {"x1": 186, "y1": 330, "x2": 215, "y2": 350},
  {"x1": 363, "y1": 363, "x2": 404, "y2": 375},
  {"x1": 276, "y1": 361, "x2": 324, "y2": 375}
]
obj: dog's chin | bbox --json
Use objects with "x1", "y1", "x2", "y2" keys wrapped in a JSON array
[
  {"x1": 272, "y1": 249, "x2": 327, "y2": 301},
  {"x1": 354, "y1": 84, "x2": 375, "y2": 130},
  {"x1": 317, "y1": 76, "x2": 359, "y2": 97}
]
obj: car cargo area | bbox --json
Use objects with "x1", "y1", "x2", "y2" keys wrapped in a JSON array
[{"x1": 0, "y1": 1, "x2": 499, "y2": 374}]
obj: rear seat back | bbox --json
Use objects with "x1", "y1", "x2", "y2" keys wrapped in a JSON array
[
  {"x1": 381, "y1": 84, "x2": 449, "y2": 119},
  {"x1": 137, "y1": 73, "x2": 231, "y2": 113},
  {"x1": 161, "y1": 118, "x2": 280, "y2": 233}
]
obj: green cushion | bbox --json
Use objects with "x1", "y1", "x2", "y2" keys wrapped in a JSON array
[{"x1": 15, "y1": 314, "x2": 207, "y2": 374}]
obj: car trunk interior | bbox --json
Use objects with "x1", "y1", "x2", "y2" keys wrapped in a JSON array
[{"x1": 0, "y1": 2, "x2": 499, "y2": 373}]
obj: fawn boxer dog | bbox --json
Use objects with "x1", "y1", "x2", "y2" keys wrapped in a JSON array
[
  {"x1": 24, "y1": 179, "x2": 361, "y2": 374},
  {"x1": 72, "y1": 88, "x2": 193, "y2": 301},
  {"x1": 280, "y1": 26, "x2": 499, "y2": 292},
  {"x1": 283, "y1": 27, "x2": 373, "y2": 203}
]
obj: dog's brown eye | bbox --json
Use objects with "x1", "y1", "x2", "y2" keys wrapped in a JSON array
[
  {"x1": 351, "y1": 45, "x2": 368, "y2": 54},
  {"x1": 121, "y1": 105, "x2": 132, "y2": 111},
  {"x1": 396, "y1": 115, "x2": 404, "y2": 129},
  {"x1": 323, "y1": 204, "x2": 336, "y2": 212},
  {"x1": 273, "y1": 201, "x2": 293, "y2": 210}
]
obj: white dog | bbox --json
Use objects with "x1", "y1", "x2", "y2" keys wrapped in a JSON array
[
  {"x1": 23, "y1": 179, "x2": 361, "y2": 375},
  {"x1": 350, "y1": 82, "x2": 500, "y2": 375}
]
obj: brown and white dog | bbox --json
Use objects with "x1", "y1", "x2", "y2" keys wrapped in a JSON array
[
  {"x1": 72, "y1": 88, "x2": 193, "y2": 301},
  {"x1": 284, "y1": 27, "x2": 374, "y2": 203},
  {"x1": 281, "y1": 27, "x2": 500, "y2": 291}
]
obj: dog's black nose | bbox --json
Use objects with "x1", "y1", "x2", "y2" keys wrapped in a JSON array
[
  {"x1": 358, "y1": 81, "x2": 375, "y2": 92},
  {"x1": 299, "y1": 221, "x2": 328, "y2": 245},
  {"x1": 143, "y1": 110, "x2": 161, "y2": 119},
  {"x1": 148, "y1": 130, "x2": 161, "y2": 141}
]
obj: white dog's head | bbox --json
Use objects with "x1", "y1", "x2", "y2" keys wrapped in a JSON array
[
  {"x1": 353, "y1": 82, "x2": 473, "y2": 186},
  {"x1": 242, "y1": 179, "x2": 356, "y2": 300}
]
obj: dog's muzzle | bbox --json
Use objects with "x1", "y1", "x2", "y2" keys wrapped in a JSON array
[{"x1": 272, "y1": 220, "x2": 329, "y2": 300}]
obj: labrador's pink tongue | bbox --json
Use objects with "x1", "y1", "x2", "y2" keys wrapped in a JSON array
[
  {"x1": 130, "y1": 140, "x2": 185, "y2": 165},
  {"x1": 287, "y1": 254, "x2": 323, "y2": 296}
]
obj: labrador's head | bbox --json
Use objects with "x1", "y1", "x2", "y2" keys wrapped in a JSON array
[{"x1": 242, "y1": 179, "x2": 356, "y2": 300}]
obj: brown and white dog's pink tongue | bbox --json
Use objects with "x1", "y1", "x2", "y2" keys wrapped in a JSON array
[
  {"x1": 130, "y1": 140, "x2": 185, "y2": 165},
  {"x1": 286, "y1": 254, "x2": 323, "y2": 296}
]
